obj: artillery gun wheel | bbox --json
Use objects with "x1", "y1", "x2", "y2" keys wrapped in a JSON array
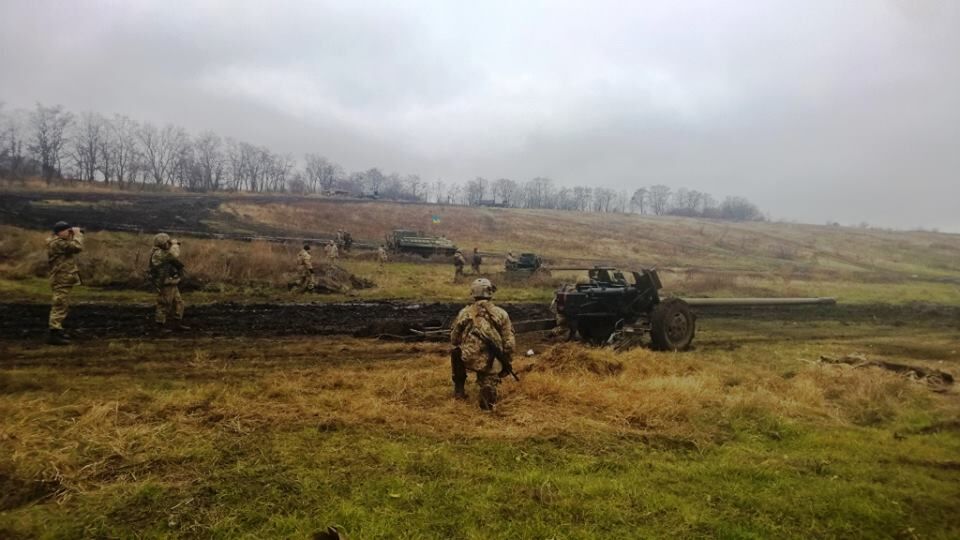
[{"x1": 650, "y1": 298, "x2": 696, "y2": 351}]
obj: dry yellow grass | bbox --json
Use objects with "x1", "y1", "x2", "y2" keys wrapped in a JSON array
[{"x1": 2, "y1": 332, "x2": 949, "y2": 495}]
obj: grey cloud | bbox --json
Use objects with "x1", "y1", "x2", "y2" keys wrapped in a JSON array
[{"x1": 1, "y1": 0, "x2": 958, "y2": 230}]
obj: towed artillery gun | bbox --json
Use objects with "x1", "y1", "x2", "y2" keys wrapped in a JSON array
[
  {"x1": 556, "y1": 267, "x2": 836, "y2": 351},
  {"x1": 385, "y1": 229, "x2": 458, "y2": 258}
]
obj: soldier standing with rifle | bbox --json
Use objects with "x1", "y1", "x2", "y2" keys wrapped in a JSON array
[
  {"x1": 46, "y1": 221, "x2": 83, "y2": 345},
  {"x1": 149, "y1": 233, "x2": 189, "y2": 331},
  {"x1": 449, "y1": 278, "x2": 517, "y2": 411},
  {"x1": 453, "y1": 249, "x2": 466, "y2": 280},
  {"x1": 471, "y1": 247, "x2": 482, "y2": 274},
  {"x1": 297, "y1": 243, "x2": 315, "y2": 292}
]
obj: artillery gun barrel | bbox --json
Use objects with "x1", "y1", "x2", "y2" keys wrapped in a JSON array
[{"x1": 682, "y1": 297, "x2": 836, "y2": 307}]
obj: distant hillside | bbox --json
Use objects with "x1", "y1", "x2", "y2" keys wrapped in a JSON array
[{"x1": 3, "y1": 188, "x2": 959, "y2": 286}]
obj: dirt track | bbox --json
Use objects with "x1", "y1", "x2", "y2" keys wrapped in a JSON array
[
  {"x1": 0, "y1": 301, "x2": 552, "y2": 340},
  {"x1": 0, "y1": 301, "x2": 955, "y2": 342}
]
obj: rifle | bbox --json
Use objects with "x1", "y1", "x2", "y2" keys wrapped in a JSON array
[{"x1": 474, "y1": 331, "x2": 519, "y2": 382}]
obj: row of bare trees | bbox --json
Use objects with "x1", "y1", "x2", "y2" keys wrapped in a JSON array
[{"x1": 0, "y1": 102, "x2": 764, "y2": 221}]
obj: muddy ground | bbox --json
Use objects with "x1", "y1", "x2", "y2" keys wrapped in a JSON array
[
  {"x1": 0, "y1": 301, "x2": 551, "y2": 341},
  {"x1": 0, "y1": 301, "x2": 955, "y2": 342}
]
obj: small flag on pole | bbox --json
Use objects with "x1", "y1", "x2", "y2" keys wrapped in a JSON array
[{"x1": 431, "y1": 215, "x2": 441, "y2": 224}]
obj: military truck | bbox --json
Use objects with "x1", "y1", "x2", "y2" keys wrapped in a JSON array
[
  {"x1": 385, "y1": 229, "x2": 458, "y2": 257},
  {"x1": 505, "y1": 252, "x2": 545, "y2": 276}
]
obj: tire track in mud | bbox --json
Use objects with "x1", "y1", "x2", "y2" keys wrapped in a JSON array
[
  {"x1": 0, "y1": 301, "x2": 552, "y2": 340},
  {"x1": 0, "y1": 301, "x2": 956, "y2": 342}
]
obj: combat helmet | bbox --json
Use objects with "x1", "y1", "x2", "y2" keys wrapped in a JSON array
[
  {"x1": 470, "y1": 278, "x2": 496, "y2": 299},
  {"x1": 153, "y1": 233, "x2": 171, "y2": 248}
]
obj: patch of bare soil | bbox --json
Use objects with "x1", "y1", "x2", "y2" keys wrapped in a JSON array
[
  {"x1": 0, "y1": 301, "x2": 553, "y2": 341},
  {"x1": 0, "y1": 464, "x2": 62, "y2": 511}
]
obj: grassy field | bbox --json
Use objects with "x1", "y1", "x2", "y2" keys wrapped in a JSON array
[
  {"x1": 2, "y1": 190, "x2": 959, "y2": 537},
  {"x1": 2, "y1": 224, "x2": 959, "y2": 306},
  {"x1": 1, "y1": 318, "x2": 958, "y2": 538}
]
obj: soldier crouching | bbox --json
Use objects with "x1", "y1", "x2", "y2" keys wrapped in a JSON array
[
  {"x1": 449, "y1": 278, "x2": 515, "y2": 411},
  {"x1": 149, "y1": 233, "x2": 188, "y2": 330}
]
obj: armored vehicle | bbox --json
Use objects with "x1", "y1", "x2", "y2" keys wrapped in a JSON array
[
  {"x1": 385, "y1": 229, "x2": 458, "y2": 257},
  {"x1": 505, "y1": 253, "x2": 545, "y2": 276}
]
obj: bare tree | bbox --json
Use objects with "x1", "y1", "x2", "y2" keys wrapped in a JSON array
[
  {"x1": 720, "y1": 196, "x2": 763, "y2": 221},
  {"x1": 70, "y1": 112, "x2": 105, "y2": 182},
  {"x1": 593, "y1": 187, "x2": 616, "y2": 212},
  {"x1": 648, "y1": 184, "x2": 672, "y2": 216},
  {"x1": 0, "y1": 105, "x2": 30, "y2": 179},
  {"x1": 431, "y1": 179, "x2": 446, "y2": 203},
  {"x1": 630, "y1": 187, "x2": 648, "y2": 214},
  {"x1": 364, "y1": 168, "x2": 385, "y2": 195},
  {"x1": 138, "y1": 122, "x2": 187, "y2": 185},
  {"x1": 555, "y1": 187, "x2": 575, "y2": 210},
  {"x1": 571, "y1": 186, "x2": 592, "y2": 211},
  {"x1": 341, "y1": 171, "x2": 365, "y2": 195},
  {"x1": 447, "y1": 181, "x2": 464, "y2": 205},
  {"x1": 29, "y1": 103, "x2": 73, "y2": 182},
  {"x1": 404, "y1": 174, "x2": 424, "y2": 201},
  {"x1": 193, "y1": 131, "x2": 225, "y2": 191},
  {"x1": 465, "y1": 177, "x2": 485, "y2": 205},
  {"x1": 266, "y1": 153, "x2": 294, "y2": 192},
  {"x1": 104, "y1": 115, "x2": 139, "y2": 186},
  {"x1": 524, "y1": 177, "x2": 554, "y2": 209},
  {"x1": 493, "y1": 178, "x2": 518, "y2": 206},
  {"x1": 305, "y1": 154, "x2": 343, "y2": 193}
]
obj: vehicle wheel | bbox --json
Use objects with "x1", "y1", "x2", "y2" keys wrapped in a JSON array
[{"x1": 650, "y1": 298, "x2": 696, "y2": 351}]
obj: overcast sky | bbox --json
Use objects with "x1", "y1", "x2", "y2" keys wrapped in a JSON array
[{"x1": 2, "y1": 0, "x2": 958, "y2": 231}]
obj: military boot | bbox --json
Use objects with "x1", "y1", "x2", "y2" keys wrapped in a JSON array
[
  {"x1": 479, "y1": 384, "x2": 498, "y2": 411},
  {"x1": 47, "y1": 329, "x2": 70, "y2": 346},
  {"x1": 168, "y1": 320, "x2": 191, "y2": 331},
  {"x1": 453, "y1": 380, "x2": 467, "y2": 400}
]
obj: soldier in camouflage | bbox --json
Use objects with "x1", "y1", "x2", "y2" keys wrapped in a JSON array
[
  {"x1": 377, "y1": 245, "x2": 388, "y2": 268},
  {"x1": 449, "y1": 278, "x2": 516, "y2": 411},
  {"x1": 550, "y1": 280, "x2": 582, "y2": 339},
  {"x1": 325, "y1": 241, "x2": 339, "y2": 260},
  {"x1": 297, "y1": 243, "x2": 315, "y2": 292},
  {"x1": 453, "y1": 249, "x2": 465, "y2": 280},
  {"x1": 46, "y1": 221, "x2": 83, "y2": 345},
  {"x1": 471, "y1": 247, "x2": 482, "y2": 274},
  {"x1": 149, "y1": 233, "x2": 188, "y2": 330}
]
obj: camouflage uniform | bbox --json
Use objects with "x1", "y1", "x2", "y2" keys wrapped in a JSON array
[
  {"x1": 149, "y1": 236, "x2": 185, "y2": 325},
  {"x1": 46, "y1": 232, "x2": 84, "y2": 330},
  {"x1": 297, "y1": 247, "x2": 315, "y2": 291},
  {"x1": 450, "y1": 294, "x2": 515, "y2": 410},
  {"x1": 550, "y1": 283, "x2": 576, "y2": 337},
  {"x1": 325, "y1": 242, "x2": 339, "y2": 260},
  {"x1": 453, "y1": 251, "x2": 466, "y2": 279},
  {"x1": 505, "y1": 252, "x2": 517, "y2": 269},
  {"x1": 471, "y1": 250, "x2": 482, "y2": 274},
  {"x1": 377, "y1": 246, "x2": 388, "y2": 267}
]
